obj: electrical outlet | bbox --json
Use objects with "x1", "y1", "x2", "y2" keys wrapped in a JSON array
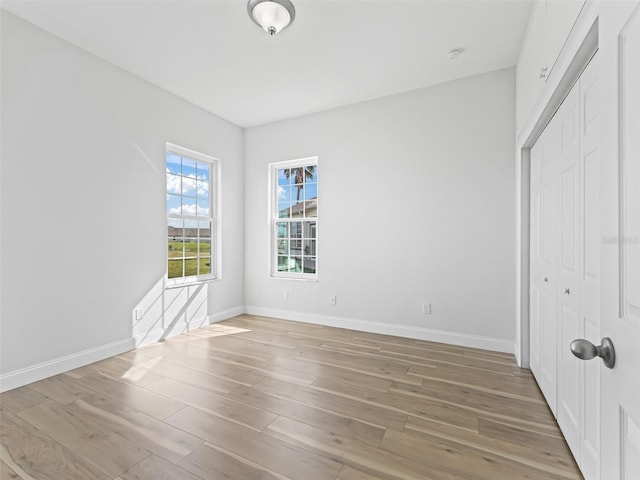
[
  {"x1": 329, "y1": 295, "x2": 337, "y2": 305},
  {"x1": 135, "y1": 307, "x2": 144, "y2": 320},
  {"x1": 283, "y1": 289, "x2": 289, "y2": 300},
  {"x1": 422, "y1": 303, "x2": 431, "y2": 315}
]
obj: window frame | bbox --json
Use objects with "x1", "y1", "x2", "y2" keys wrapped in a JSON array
[
  {"x1": 165, "y1": 142, "x2": 221, "y2": 287},
  {"x1": 268, "y1": 156, "x2": 319, "y2": 281}
]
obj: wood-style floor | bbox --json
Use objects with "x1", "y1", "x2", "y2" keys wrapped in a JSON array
[{"x1": 0, "y1": 314, "x2": 582, "y2": 480}]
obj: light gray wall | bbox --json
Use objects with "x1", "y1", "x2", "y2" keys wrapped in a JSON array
[
  {"x1": 244, "y1": 68, "x2": 516, "y2": 350},
  {"x1": 0, "y1": 12, "x2": 244, "y2": 380},
  {"x1": 0, "y1": 9, "x2": 518, "y2": 388}
]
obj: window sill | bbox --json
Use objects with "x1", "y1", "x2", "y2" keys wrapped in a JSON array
[
  {"x1": 269, "y1": 275, "x2": 318, "y2": 282},
  {"x1": 165, "y1": 276, "x2": 219, "y2": 290}
]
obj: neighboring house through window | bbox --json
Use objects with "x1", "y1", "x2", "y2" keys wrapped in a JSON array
[
  {"x1": 166, "y1": 143, "x2": 219, "y2": 285},
  {"x1": 270, "y1": 157, "x2": 318, "y2": 279}
]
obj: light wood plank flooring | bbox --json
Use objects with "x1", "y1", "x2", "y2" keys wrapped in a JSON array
[{"x1": 0, "y1": 315, "x2": 583, "y2": 480}]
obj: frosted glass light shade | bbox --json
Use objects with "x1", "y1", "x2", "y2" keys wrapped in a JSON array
[{"x1": 248, "y1": 0, "x2": 295, "y2": 36}]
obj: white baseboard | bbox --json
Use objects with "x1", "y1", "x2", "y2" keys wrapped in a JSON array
[
  {"x1": 134, "y1": 305, "x2": 245, "y2": 348},
  {"x1": 0, "y1": 338, "x2": 135, "y2": 393},
  {"x1": 514, "y1": 341, "x2": 522, "y2": 367},
  {"x1": 244, "y1": 306, "x2": 514, "y2": 354},
  {"x1": 209, "y1": 306, "x2": 245, "y2": 323}
]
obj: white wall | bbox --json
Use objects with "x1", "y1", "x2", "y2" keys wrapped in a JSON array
[
  {"x1": 244, "y1": 68, "x2": 516, "y2": 352},
  {"x1": 0, "y1": 12, "x2": 244, "y2": 389}
]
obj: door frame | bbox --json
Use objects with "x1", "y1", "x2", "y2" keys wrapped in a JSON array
[{"x1": 515, "y1": 2, "x2": 599, "y2": 367}]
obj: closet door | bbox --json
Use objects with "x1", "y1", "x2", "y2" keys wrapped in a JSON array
[
  {"x1": 539, "y1": 119, "x2": 560, "y2": 415},
  {"x1": 529, "y1": 131, "x2": 543, "y2": 380},
  {"x1": 529, "y1": 53, "x2": 600, "y2": 480},
  {"x1": 556, "y1": 78, "x2": 582, "y2": 455},
  {"x1": 529, "y1": 114, "x2": 560, "y2": 415},
  {"x1": 576, "y1": 53, "x2": 601, "y2": 479}
]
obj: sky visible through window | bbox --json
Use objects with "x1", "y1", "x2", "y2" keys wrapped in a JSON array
[
  {"x1": 277, "y1": 166, "x2": 317, "y2": 214},
  {"x1": 166, "y1": 151, "x2": 212, "y2": 280},
  {"x1": 166, "y1": 152, "x2": 210, "y2": 217}
]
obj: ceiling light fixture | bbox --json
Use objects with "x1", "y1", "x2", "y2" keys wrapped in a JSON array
[
  {"x1": 447, "y1": 48, "x2": 464, "y2": 61},
  {"x1": 248, "y1": 0, "x2": 296, "y2": 36}
]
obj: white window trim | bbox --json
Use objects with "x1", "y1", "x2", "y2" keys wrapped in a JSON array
[
  {"x1": 268, "y1": 156, "x2": 319, "y2": 281},
  {"x1": 166, "y1": 142, "x2": 222, "y2": 288}
]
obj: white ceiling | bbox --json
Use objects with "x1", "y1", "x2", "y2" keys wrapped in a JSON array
[{"x1": 2, "y1": 0, "x2": 533, "y2": 128}]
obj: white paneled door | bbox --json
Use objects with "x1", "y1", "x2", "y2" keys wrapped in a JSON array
[
  {"x1": 600, "y1": 6, "x2": 640, "y2": 478},
  {"x1": 529, "y1": 52, "x2": 600, "y2": 479},
  {"x1": 530, "y1": 125, "x2": 559, "y2": 414},
  {"x1": 576, "y1": 48, "x2": 600, "y2": 479},
  {"x1": 556, "y1": 77, "x2": 582, "y2": 458},
  {"x1": 540, "y1": 118, "x2": 560, "y2": 415},
  {"x1": 530, "y1": 4, "x2": 640, "y2": 477}
]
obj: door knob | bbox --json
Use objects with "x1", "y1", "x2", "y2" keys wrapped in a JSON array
[
  {"x1": 544, "y1": 277, "x2": 549, "y2": 283},
  {"x1": 570, "y1": 337, "x2": 615, "y2": 369},
  {"x1": 564, "y1": 288, "x2": 571, "y2": 295}
]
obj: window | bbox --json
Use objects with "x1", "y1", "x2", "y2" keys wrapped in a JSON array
[
  {"x1": 270, "y1": 157, "x2": 318, "y2": 279},
  {"x1": 166, "y1": 144, "x2": 218, "y2": 285}
]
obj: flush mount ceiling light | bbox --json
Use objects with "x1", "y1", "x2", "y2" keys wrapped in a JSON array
[
  {"x1": 248, "y1": 0, "x2": 296, "y2": 36},
  {"x1": 447, "y1": 48, "x2": 464, "y2": 61}
]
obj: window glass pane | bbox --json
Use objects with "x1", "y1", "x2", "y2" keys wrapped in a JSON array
[
  {"x1": 303, "y1": 239, "x2": 316, "y2": 256},
  {"x1": 277, "y1": 239, "x2": 288, "y2": 255},
  {"x1": 292, "y1": 167, "x2": 305, "y2": 187},
  {"x1": 198, "y1": 221, "x2": 211, "y2": 257},
  {"x1": 181, "y1": 197, "x2": 197, "y2": 216},
  {"x1": 303, "y1": 257, "x2": 316, "y2": 274},
  {"x1": 278, "y1": 185, "x2": 292, "y2": 203},
  {"x1": 290, "y1": 239, "x2": 302, "y2": 256},
  {"x1": 302, "y1": 222, "x2": 313, "y2": 239},
  {"x1": 184, "y1": 219, "x2": 197, "y2": 257},
  {"x1": 291, "y1": 184, "x2": 304, "y2": 204},
  {"x1": 184, "y1": 238, "x2": 197, "y2": 258},
  {"x1": 291, "y1": 201, "x2": 304, "y2": 218},
  {"x1": 168, "y1": 259, "x2": 183, "y2": 279},
  {"x1": 196, "y1": 162, "x2": 209, "y2": 181},
  {"x1": 305, "y1": 182, "x2": 318, "y2": 200},
  {"x1": 197, "y1": 198, "x2": 210, "y2": 217},
  {"x1": 168, "y1": 218, "x2": 184, "y2": 259},
  {"x1": 197, "y1": 178, "x2": 209, "y2": 202},
  {"x1": 168, "y1": 238, "x2": 183, "y2": 258},
  {"x1": 181, "y1": 176, "x2": 196, "y2": 197},
  {"x1": 184, "y1": 258, "x2": 198, "y2": 276},
  {"x1": 166, "y1": 174, "x2": 181, "y2": 195},
  {"x1": 199, "y1": 257, "x2": 212, "y2": 275},
  {"x1": 290, "y1": 257, "x2": 302, "y2": 272},
  {"x1": 199, "y1": 220, "x2": 211, "y2": 235},
  {"x1": 198, "y1": 238, "x2": 211, "y2": 257},
  {"x1": 277, "y1": 256, "x2": 289, "y2": 272},
  {"x1": 291, "y1": 222, "x2": 302, "y2": 238},
  {"x1": 304, "y1": 198, "x2": 317, "y2": 218},
  {"x1": 182, "y1": 157, "x2": 197, "y2": 178},
  {"x1": 276, "y1": 222, "x2": 288, "y2": 238},
  {"x1": 166, "y1": 153, "x2": 181, "y2": 174},
  {"x1": 167, "y1": 194, "x2": 181, "y2": 215},
  {"x1": 307, "y1": 165, "x2": 317, "y2": 183},
  {"x1": 278, "y1": 203, "x2": 290, "y2": 219},
  {"x1": 278, "y1": 169, "x2": 291, "y2": 186},
  {"x1": 168, "y1": 217, "x2": 183, "y2": 232},
  {"x1": 310, "y1": 222, "x2": 317, "y2": 239}
]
